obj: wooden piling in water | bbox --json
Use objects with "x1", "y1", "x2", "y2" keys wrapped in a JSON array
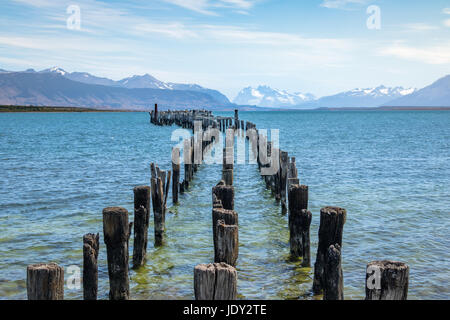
[
  {"x1": 323, "y1": 244, "x2": 344, "y2": 300},
  {"x1": 102, "y1": 207, "x2": 130, "y2": 300},
  {"x1": 214, "y1": 220, "x2": 239, "y2": 267},
  {"x1": 172, "y1": 147, "x2": 180, "y2": 204},
  {"x1": 222, "y1": 168, "x2": 233, "y2": 186},
  {"x1": 365, "y1": 261, "x2": 409, "y2": 300},
  {"x1": 280, "y1": 151, "x2": 289, "y2": 213},
  {"x1": 288, "y1": 185, "x2": 312, "y2": 265},
  {"x1": 132, "y1": 186, "x2": 150, "y2": 268},
  {"x1": 27, "y1": 263, "x2": 64, "y2": 300},
  {"x1": 151, "y1": 177, "x2": 165, "y2": 246},
  {"x1": 194, "y1": 263, "x2": 237, "y2": 300},
  {"x1": 212, "y1": 181, "x2": 235, "y2": 210},
  {"x1": 83, "y1": 233, "x2": 99, "y2": 300},
  {"x1": 313, "y1": 206, "x2": 346, "y2": 295}
]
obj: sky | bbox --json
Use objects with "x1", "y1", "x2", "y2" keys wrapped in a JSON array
[{"x1": 0, "y1": 0, "x2": 449, "y2": 99}]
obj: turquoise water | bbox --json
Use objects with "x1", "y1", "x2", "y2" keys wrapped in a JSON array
[{"x1": 0, "y1": 111, "x2": 449, "y2": 300}]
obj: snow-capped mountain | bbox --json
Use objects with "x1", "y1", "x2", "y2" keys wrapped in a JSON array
[
  {"x1": 233, "y1": 85, "x2": 315, "y2": 108},
  {"x1": 0, "y1": 66, "x2": 234, "y2": 109},
  {"x1": 308, "y1": 85, "x2": 418, "y2": 108},
  {"x1": 38, "y1": 67, "x2": 230, "y2": 105},
  {"x1": 118, "y1": 74, "x2": 171, "y2": 89},
  {"x1": 386, "y1": 75, "x2": 450, "y2": 107}
]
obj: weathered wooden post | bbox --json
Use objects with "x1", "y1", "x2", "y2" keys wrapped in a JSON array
[
  {"x1": 83, "y1": 233, "x2": 99, "y2": 300},
  {"x1": 103, "y1": 206, "x2": 130, "y2": 300},
  {"x1": 215, "y1": 220, "x2": 239, "y2": 267},
  {"x1": 288, "y1": 178, "x2": 299, "y2": 189},
  {"x1": 212, "y1": 181, "x2": 235, "y2": 210},
  {"x1": 288, "y1": 185, "x2": 311, "y2": 262},
  {"x1": 323, "y1": 244, "x2": 344, "y2": 300},
  {"x1": 172, "y1": 147, "x2": 180, "y2": 204},
  {"x1": 151, "y1": 177, "x2": 165, "y2": 246},
  {"x1": 313, "y1": 206, "x2": 346, "y2": 295},
  {"x1": 288, "y1": 185, "x2": 312, "y2": 265},
  {"x1": 222, "y1": 168, "x2": 233, "y2": 186},
  {"x1": 212, "y1": 207, "x2": 238, "y2": 242},
  {"x1": 194, "y1": 263, "x2": 237, "y2": 300},
  {"x1": 183, "y1": 139, "x2": 192, "y2": 189},
  {"x1": 280, "y1": 151, "x2": 289, "y2": 213},
  {"x1": 365, "y1": 261, "x2": 409, "y2": 300},
  {"x1": 27, "y1": 263, "x2": 64, "y2": 300},
  {"x1": 133, "y1": 186, "x2": 150, "y2": 268}
]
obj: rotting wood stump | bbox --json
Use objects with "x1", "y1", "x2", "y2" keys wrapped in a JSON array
[
  {"x1": 288, "y1": 185, "x2": 312, "y2": 265},
  {"x1": 27, "y1": 263, "x2": 64, "y2": 300},
  {"x1": 103, "y1": 206, "x2": 130, "y2": 300},
  {"x1": 365, "y1": 260, "x2": 409, "y2": 300},
  {"x1": 323, "y1": 244, "x2": 344, "y2": 300},
  {"x1": 132, "y1": 186, "x2": 150, "y2": 268},
  {"x1": 212, "y1": 207, "x2": 238, "y2": 249},
  {"x1": 214, "y1": 219, "x2": 239, "y2": 267},
  {"x1": 194, "y1": 263, "x2": 237, "y2": 300},
  {"x1": 212, "y1": 182, "x2": 234, "y2": 210},
  {"x1": 313, "y1": 206, "x2": 346, "y2": 295},
  {"x1": 83, "y1": 233, "x2": 99, "y2": 300}
]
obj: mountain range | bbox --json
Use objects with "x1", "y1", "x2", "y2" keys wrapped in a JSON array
[
  {"x1": 0, "y1": 67, "x2": 232, "y2": 110},
  {"x1": 233, "y1": 85, "x2": 421, "y2": 108},
  {"x1": 0, "y1": 67, "x2": 448, "y2": 109},
  {"x1": 233, "y1": 85, "x2": 315, "y2": 108}
]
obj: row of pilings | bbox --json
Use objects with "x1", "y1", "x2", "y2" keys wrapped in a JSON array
[{"x1": 26, "y1": 106, "x2": 409, "y2": 300}]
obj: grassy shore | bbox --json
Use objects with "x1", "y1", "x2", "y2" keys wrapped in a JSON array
[{"x1": 0, "y1": 105, "x2": 135, "y2": 112}]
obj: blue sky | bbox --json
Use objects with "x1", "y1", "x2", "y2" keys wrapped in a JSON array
[{"x1": 0, "y1": 0, "x2": 449, "y2": 99}]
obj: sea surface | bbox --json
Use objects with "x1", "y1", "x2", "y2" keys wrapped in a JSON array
[{"x1": 0, "y1": 110, "x2": 449, "y2": 300}]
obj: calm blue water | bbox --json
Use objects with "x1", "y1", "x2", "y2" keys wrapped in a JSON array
[{"x1": 0, "y1": 111, "x2": 449, "y2": 300}]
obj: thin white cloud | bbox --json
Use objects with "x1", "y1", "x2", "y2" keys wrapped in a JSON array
[
  {"x1": 380, "y1": 43, "x2": 450, "y2": 64},
  {"x1": 443, "y1": 8, "x2": 450, "y2": 14},
  {"x1": 12, "y1": 0, "x2": 55, "y2": 7},
  {"x1": 403, "y1": 23, "x2": 439, "y2": 31},
  {"x1": 134, "y1": 22, "x2": 198, "y2": 39},
  {"x1": 162, "y1": 0, "x2": 256, "y2": 15},
  {"x1": 162, "y1": 0, "x2": 217, "y2": 15},
  {"x1": 444, "y1": 19, "x2": 450, "y2": 28},
  {"x1": 320, "y1": 0, "x2": 368, "y2": 9}
]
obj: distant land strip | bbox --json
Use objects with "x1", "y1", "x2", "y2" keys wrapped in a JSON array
[
  {"x1": 0, "y1": 105, "x2": 138, "y2": 112},
  {"x1": 1, "y1": 105, "x2": 450, "y2": 113},
  {"x1": 314, "y1": 106, "x2": 450, "y2": 111}
]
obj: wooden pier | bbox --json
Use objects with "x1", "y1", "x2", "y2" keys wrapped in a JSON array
[{"x1": 25, "y1": 104, "x2": 409, "y2": 300}]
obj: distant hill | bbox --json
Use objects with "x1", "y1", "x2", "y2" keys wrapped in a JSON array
[
  {"x1": 384, "y1": 75, "x2": 450, "y2": 107},
  {"x1": 0, "y1": 72, "x2": 232, "y2": 110}
]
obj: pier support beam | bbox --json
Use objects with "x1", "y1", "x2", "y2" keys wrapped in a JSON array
[
  {"x1": 222, "y1": 169, "x2": 233, "y2": 186},
  {"x1": 151, "y1": 177, "x2": 165, "y2": 246},
  {"x1": 194, "y1": 263, "x2": 237, "y2": 300},
  {"x1": 172, "y1": 147, "x2": 180, "y2": 204},
  {"x1": 365, "y1": 261, "x2": 409, "y2": 300},
  {"x1": 27, "y1": 263, "x2": 64, "y2": 300},
  {"x1": 103, "y1": 207, "x2": 130, "y2": 300},
  {"x1": 212, "y1": 182, "x2": 234, "y2": 210},
  {"x1": 313, "y1": 206, "x2": 346, "y2": 295},
  {"x1": 83, "y1": 233, "x2": 99, "y2": 300},
  {"x1": 133, "y1": 186, "x2": 150, "y2": 268},
  {"x1": 214, "y1": 220, "x2": 239, "y2": 267},
  {"x1": 324, "y1": 244, "x2": 344, "y2": 300}
]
